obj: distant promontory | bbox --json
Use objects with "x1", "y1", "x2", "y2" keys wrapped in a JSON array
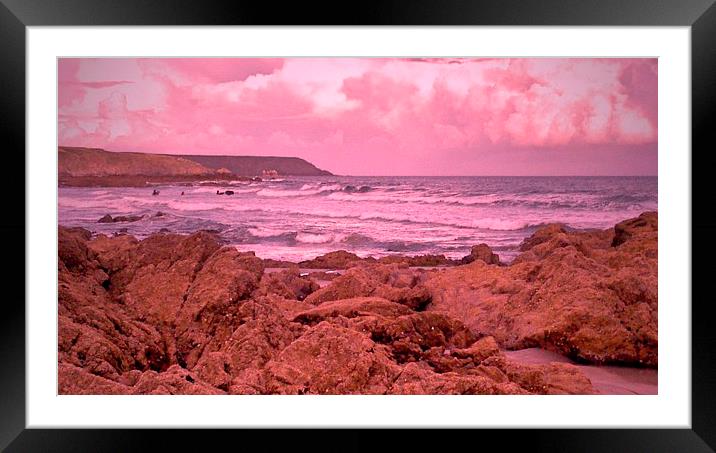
[
  {"x1": 58, "y1": 147, "x2": 332, "y2": 186},
  {"x1": 177, "y1": 154, "x2": 332, "y2": 177}
]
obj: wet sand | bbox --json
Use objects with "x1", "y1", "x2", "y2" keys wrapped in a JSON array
[{"x1": 505, "y1": 348, "x2": 657, "y2": 395}]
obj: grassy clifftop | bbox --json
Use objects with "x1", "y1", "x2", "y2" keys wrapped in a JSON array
[{"x1": 59, "y1": 147, "x2": 214, "y2": 177}]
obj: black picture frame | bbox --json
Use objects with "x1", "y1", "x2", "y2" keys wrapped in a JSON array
[{"x1": 2, "y1": 0, "x2": 714, "y2": 451}]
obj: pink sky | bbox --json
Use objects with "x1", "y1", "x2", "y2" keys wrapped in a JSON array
[{"x1": 58, "y1": 58, "x2": 657, "y2": 176}]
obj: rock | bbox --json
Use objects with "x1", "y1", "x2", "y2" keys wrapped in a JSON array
[
  {"x1": 209, "y1": 297, "x2": 304, "y2": 372},
  {"x1": 293, "y1": 297, "x2": 413, "y2": 325},
  {"x1": 349, "y1": 311, "x2": 478, "y2": 365},
  {"x1": 424, "y1": 212, "x2": 658, "y2": 367},
  {"x1": 113, "y1": 215, "x2": 144, "y2": 223},
  {"x1": 97, "y1": 214, "x2": 144, "y2": 223},
  {"x1": 256, "y1": 268, "x2": 319, "y2": 301},
  {"x1": 58, "y1": 227, "x2": 169, "y2": 378},
  {"x1": 58, "y1": 226, "x2": 94, "y2": 271},
  {"x1": 389, "y1": 362, "x2": 526, "y2": 395},
  {"x1": 59, "y1": 363, "x2": 130, "y2": 394},
  {"x1": 378, "y1": 254, "x2": 456, "y2": 267},
  {"x1": 56, "y1": 212, "x2": 653, "y2": 395},
  {"x1": 612, "y1": 211, "x2": 658, "y2": 247},
  {"x1": 98, "y1": 232, "x2": 221, "y2": 326},
  {"x1": 305, "y1": 270, "x2": 342, "y2": 283},
  {"x1": 501, "y1": 359, "x2": 595, "y2": 395},
  {"x1": 299, "y1": 250, "x2": 365, "y2": 269},
  {"x1": 131, "y1": 365, "x2": 224, "y2": 394},
  {"x1": 263, "y1": 322, "x2": 401, "y2": 394},
  {"x1": 304, "y1": 264, "x2": 431, "y2": 310},
  {"x1": 173, "y1": 247, "x2": 265, "y2": 368},
  {"x1": 519, "y1": 224, "x2": 567, "y2": 251},
  {"x1": 460, "y1": 243, "x2": 501, "y2": 265}
]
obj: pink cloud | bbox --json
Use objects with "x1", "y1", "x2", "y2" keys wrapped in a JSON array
[{"x1": 58, "y1": 58, "x2": 657, "y2": 175}]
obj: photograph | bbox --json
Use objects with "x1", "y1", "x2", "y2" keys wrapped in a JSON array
[{"x1": 56, "y1": 56, "x2": 658, "y2": 396}]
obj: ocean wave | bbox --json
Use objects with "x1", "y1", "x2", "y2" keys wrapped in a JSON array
[
  {"x1": 193, "y1": 187, "x2": 260, "y2": 194},
  {"x1": 325, "y1": 190, "x2": 656, "y2": 210},
  {"x1": 295, "y1": 232, "x2": 338, "y2": 244},
  {"x1": 165, "y1": 200, "x2": 225, "y2": 211},
  {"x1": 256, "y1": 188, "x2": 318, "y2": 197},
  {"x1": 257, "y1": 184, "x2": 341, "y2": 197},
  {"x1": 248, "y1": 226, "x2": 290, "y2": 238}
]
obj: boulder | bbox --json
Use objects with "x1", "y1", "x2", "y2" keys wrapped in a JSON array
[
  {"x1": 263, "y1": 322, "x2": 401, "y2": 394},
  {"x1": 612, "y1": 211, "x2": 658, "y2": 247},
  {"x1": 519, "y1": 224, "x2": 567, "y2": 251},
  {"x1": 460, "y1": 243, "x2": 501, "y2": 265},
  {"x1": 299, "y1": 250, "x2": 365, "y2": 269}
]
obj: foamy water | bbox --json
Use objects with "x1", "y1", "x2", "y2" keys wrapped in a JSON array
[{"x1": 58, "y1": 176, "x2": 657, "y2": 262}]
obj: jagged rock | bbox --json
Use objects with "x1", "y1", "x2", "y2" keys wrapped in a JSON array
[
  {"x1": 304, "y1": 264, "x2": 432, "y2": 310},
  {"x1": 293, "y1": 297, "x2": 413, "y2": 325},
  {"x1": 93, "y1": 232, "x2": 221, "y2": 326},
  {"x1": 130, "y1": 365, "x2": 224, "y2": 394},
  {"x1": 377, "y1": 254, "x2": 456, "y2": 267},
  {"x1": 56, "y1": 212, "x2": 655, "y2": 395},
  {"x1": 461, "y1": 243, "x2": 501, "y2": 265},
  {"x1": 256, "y1": 268, "x2": 320, "y2": 301},
  {"x1": 263, "y1": 322, "x2": 401, "y2": 394},
  {"x1": 348, "y1": 312, "x2": 478, "y2": 365},
  {"x1": 59, "y1": 363, "x2": 131, "y2": 394},
  {"x1": 389, "y1": 361, "x2": 527, "y2": 395},
  {"x1": 519, "y1": 224, "x2": 568, "y2": 251},
  {"x1": 612, "y1": 211, "x2": 658, "y2": 247},
  {"x1": 58, "y1": 226, "x2": 94, "y2": 271},
  {"x1": 299, "y1": 250, "x2": 365, "y2": 269},
  {"x1": 424, "y1": 212, "x2": 658, "y2": 366}
]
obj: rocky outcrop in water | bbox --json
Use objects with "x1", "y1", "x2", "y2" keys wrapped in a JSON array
[
  {"x1": 57, "y1": 212, "x2": 656, "y2": 394},
  {"x1": 97, "y1": 214, "x2": 144, "y2": 223}
]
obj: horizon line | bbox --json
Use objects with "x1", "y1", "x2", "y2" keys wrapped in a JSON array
[{"x1": 57, "y1": 145, "x2": 657, "y2": 178}]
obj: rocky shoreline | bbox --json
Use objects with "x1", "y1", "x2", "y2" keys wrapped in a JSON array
[{"x1": 58, "y1": 212, "x2": 657, "y2": 394}]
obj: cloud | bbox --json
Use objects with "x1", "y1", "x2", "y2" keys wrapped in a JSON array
[{"x1": 58, "y1": 57, "x2": 657, "y2": 174}]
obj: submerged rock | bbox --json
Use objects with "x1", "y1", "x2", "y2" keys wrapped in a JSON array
[{"x1": 97, "y1": 214, "x2": 144, "y2": 223}]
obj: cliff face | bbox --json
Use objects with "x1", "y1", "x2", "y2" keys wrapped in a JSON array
[
  {"x1": 59, "y1": 147, "x2": 214, "y2": 178},
  {"x1": 175, "y1": 154, "x2": 333, "y2": 176}
]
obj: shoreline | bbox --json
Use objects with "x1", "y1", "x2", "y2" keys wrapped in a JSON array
[{"x1": 58, "y1": 211, "x2": 657, "y2": 395}]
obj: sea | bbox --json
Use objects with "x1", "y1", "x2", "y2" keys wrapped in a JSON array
[{"x1": 58, "y1": 176, "x2": 658, "y2": 263}]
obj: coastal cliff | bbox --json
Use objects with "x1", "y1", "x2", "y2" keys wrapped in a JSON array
[
  {"x1": 58, "y1": 147, "x2": 332, "y2": 186},
  {"x1": 58, "y1": 212, "x2": 657, "y2": 395},
  {"x1": 175, "y1": 154, "x2": 333, "y2": 177}
]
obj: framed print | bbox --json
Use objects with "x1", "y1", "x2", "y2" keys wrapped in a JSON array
[{"x1": 3, "y1": 0, "x2": 715, "y2": 450}]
